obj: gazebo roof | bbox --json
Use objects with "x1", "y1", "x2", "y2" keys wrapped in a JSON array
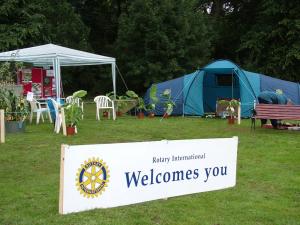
[{"x1": 0, "y1": 43, "x2": 115, "y2": 66}]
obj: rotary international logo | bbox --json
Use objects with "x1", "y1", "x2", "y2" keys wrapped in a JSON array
[{"x1": 76, "y1": 157, "x2": 110, "y2": 198}]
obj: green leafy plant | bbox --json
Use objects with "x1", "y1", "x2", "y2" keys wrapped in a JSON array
[
  {"x1": 126, "y1": 90, "x2": 145, "y2": 112},
  {"x1": 161, "y1": 89, "x2": 175, "y2": 116},
  {"x1": 218, "y1": 99, "x2": 240, "y2": 118},
  {"x1": 0, "y1": 88, "x2": 29, "y2": 121},
  {"x1": 64, "y1": 90, "x2": 87, "y2": 127},
  {"x1": 146, "y1": 84, "x2": 159, "y2": 114}
]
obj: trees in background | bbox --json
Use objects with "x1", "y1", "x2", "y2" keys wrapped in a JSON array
[
  {"x1": 115, "y1": 0, "x2": 212, "y2": 92},
  {"x1": 0, "y1": 0, "x2": 299, "y2": 95},
  {"x1": 0, "y1": 0, "x2": 89, "y2": 51},
  {"x1": 237, "y1": 0, "x2": 300, "y2": 81}
]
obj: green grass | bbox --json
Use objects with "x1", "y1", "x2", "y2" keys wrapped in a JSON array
[{"x1": 1, "y1": 103, "x2": 299, "y2": 225}]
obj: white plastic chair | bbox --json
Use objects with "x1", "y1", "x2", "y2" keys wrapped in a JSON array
[
  {"x1": 28, "y1": 99, "x2": 52, "y2": 124},
  {"x1": 94, "y1": 95, "x2": 116, "y2": 120},
  {"x1": 66, "y1": 96, "x2": 84, "y2": 119}
]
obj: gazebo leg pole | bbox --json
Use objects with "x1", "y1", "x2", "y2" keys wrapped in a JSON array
[{"x1": 0, "y1": 109, "x2": 5, "y2": 143}]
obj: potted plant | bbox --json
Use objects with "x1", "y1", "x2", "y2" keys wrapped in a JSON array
[
  {"x1": 126, "y1": 90, "x2": 145, "y2": 119},
  {"x1": 161, "y1": 89, "x2": 175, "y2": 118},
  {"x1": 0, "y1": 87, "x2": 29, "y2": 133},
  {"x1": 64, "y1": 90, "x2": 87, "y2": 135},
  {"x1": 218, "y1": 99, "x2": 240, "y2": 124},
  {"x1": 146, "y1": 84, "x2": 159, "y2": 118}
]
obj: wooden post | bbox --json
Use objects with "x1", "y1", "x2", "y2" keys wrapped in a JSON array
[
  {"x1": 0, "y1": 109, "x2": 5, "y2": 143},
  {"x1": 59, "y1": 144, "x2": 67, "y2": 214},
  {"x1": 61, "y1": 107, "x2": 67, "y2": 136},
  {"x1": 237, "y1": 103, "x2": 241, "y2": 125}
]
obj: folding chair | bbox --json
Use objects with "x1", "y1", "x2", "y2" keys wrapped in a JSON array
[
  {"x1": 28, "y1": 98, "x2": 52, "y2": 124},
  {"x1": 94, "y1": 95, "x2": 116, "y2": 120}
]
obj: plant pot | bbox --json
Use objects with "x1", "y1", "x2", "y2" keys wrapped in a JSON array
[
  {"x1": 148, "y1": 112, "x2": 155, "y2": 118},
  {"x1": 227, "y1": 116, "x2": 235, "y2": 125},
  {"x1": 5, "y1": 121, "x2": 26, "y2": 133},
  {"x1": 117, "y1": 111, "x2": 123, "y2": 117},
  {"x1": 103, "y1": 111, "x2": 109, "y2": 117},
  {"x1": 137, "y1": 112, "x2": 144, "y2": 119},
  {"x1": 66, "y1": 126, "x2": 76, "y2": 136},
  {"x1": 163, "y1": 113, "x2": 169, "y2": 118}
]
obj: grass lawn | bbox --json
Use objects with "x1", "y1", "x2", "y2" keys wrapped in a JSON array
[{"x1": 1, "y1": 103, "x2": 299, "y2": 225}]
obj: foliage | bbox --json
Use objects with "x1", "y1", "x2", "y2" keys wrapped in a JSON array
[
  {"x1": 116, "y1": 0, "x2": 212, "y2": 92},
  {"x1": 0, "y1": 0, "x2": 89, "y2": 51},
  {"x1": 161, "y1": 89, "x2": 175, "y2": 116},
  {"x1": 126, "y1": 90, "x2": 145, "y2": 112},
  {"x1": 0, "y1": 88, "x2": 28, "y2": 121},
  {"x1": 1, "y1": 0, "x2": 299, "y2": 98},
  {"x1": 146, "y1": 84, "x2": 159, "y2": 113},
  {"x1": 0, "y1": 62, "x2": 23, "y2": 82},
  {"x1": 218, "y1": 99, "x2": 240, "y2": 117},
  {"x1": 236, "y1": 0, "x2": 300, "y2": 81},
  {"x1": 64, "y1": 90, "x2": 87, "y2": 127}
]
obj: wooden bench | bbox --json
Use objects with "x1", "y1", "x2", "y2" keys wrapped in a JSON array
[{"x1": 251, "y1": 104, "x2": 300, "y2": 129}]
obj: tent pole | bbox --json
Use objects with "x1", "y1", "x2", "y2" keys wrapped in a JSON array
[
  {"x1": 57, "y1": 57, "x2": 61, "y2": 101},
  {"x1": 231, "y1": 69, "x2": 234, "y2": 99},
  {"x1": 53, "y1": 57, "x2": 61, "y2": 101},
  {"x1": 112, "y1": 62, "x2": 116, "y2": 100}
]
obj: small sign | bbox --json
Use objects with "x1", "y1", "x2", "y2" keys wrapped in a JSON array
[
  {"x1": 59, "y1": 137, "x2": 238, "y2": 214},
  {"x1": 26, "y1": 92, "x2": 34, "y2": 101}
]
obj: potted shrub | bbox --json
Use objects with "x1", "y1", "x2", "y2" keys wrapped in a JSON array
[
  {"x1": 0, "y1": 87, "x2": 29, "y2": 133},
  {"x1": 218, "y1": 99, "x2": 240, "y2": 124},
  {"x1": 146, "y1": 84, "x2": 159, "y2": 118},
  {"x1": 126, "y1": 90, "x2": 145, "y2": 119},
  {"x1": 161, "y1": 89, "x2": 175, "y2": 118},
  {"x1": 64, "y1": 90, "x2": 87, "y2": 135}
]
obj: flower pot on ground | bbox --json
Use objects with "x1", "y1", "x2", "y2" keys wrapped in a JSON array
[
  {"x1": 103, "y1": 111, "x2": 109, "y2": 117},
  {"x1": 227, "y1": 116, "x2": 235, "y2": 124},
  {"x1": 5, "y1": 121, "x2": 26, "y2": 133},
  {"x1": 137, "y1": 112, "x2": 144, "y2": 119},
  {"x1": 66, "y1": 126, "x2": 76, "y2": 136},
  {"x1": 148, "y1": 112, "x2": 155, "y2": 118},
  {"x1": 163, "y1": 112, "x2": 169, "y2": 119}
]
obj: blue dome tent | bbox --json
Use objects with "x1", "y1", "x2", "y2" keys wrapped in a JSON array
[{"x1": 144, "y1": 60, "x2": 300, "y2": 117}]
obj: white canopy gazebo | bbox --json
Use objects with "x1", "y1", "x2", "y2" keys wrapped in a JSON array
[{"x1": 0, "y1": 44, "x2": 116, "y2": 100}]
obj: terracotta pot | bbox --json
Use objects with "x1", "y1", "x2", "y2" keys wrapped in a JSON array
[
  {"x1": 137, "y1": 112, "x2": 144, "y2": 119},
  {"x1": 103, "y1": 111, "x2": 109, "y2": 117},
  {"x1": 227, "y1": 116, "x2": 235, "y2": 125},
  {"x1": 163, "y1": 113, "x2": 169, "y2": 118},
  {"x1": 148, "y1": 112, "x2": 155, "y2": 118},
  {"x1": 67, "y1": 126, "x2": 76, "y2": 136}
]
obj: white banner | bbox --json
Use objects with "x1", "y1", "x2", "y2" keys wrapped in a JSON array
[{"x1": 59, "y1": 137, "x2": 238, "y2": 214}]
